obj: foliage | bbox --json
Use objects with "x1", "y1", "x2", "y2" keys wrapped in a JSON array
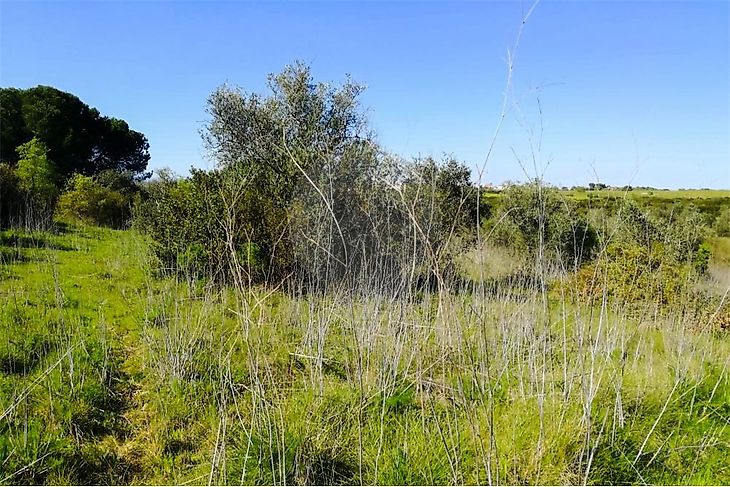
[
  {"x1": 133, "y1": 168, "x2": 237, "y2": 281},
  {"x1": 137, "y1": 63, "x2": 489, "y2": 289},
  {"x1": 0, "y1": 163, "x2": 22, "y2": 228},
  {"x1": 0, "y1": 85, "x2": 150, "y2": 181},
  {"x1": 659, "y1": 204, "x2": 709, "y2": 265},
  {"x1": 488, "y1": 182, "x2": 598, "y2": 270},
  {"x1": 202, "y1": 62, "x2": 381, "y2": 284},
  {"x1": 55, "y1": 174, "x2": 133, "y2": 228},
  {"x1": 12, "y1": 137, "x2": 59, "y2": 229},
  {"x1": 403, "y1": 156, "x2": 488, "y2": 238},
  {"x1": 93, "y1": 169, "x2": 140, "y2": 196},
  {"x1": 714, "y1": 207, "x2": 730, "y2": 237},
  {"x1": 573, "y1": 242, "x2": 696, "y2": 306},
  {"x1": 15, "y1": 137, "x2": 58, "y2": 200},
  {"x1": 397, "y1": 156, "x2": 490, "y2": 288},
  {"x1": 572, "y1": 200, "x2": 713, "y2": 307}
]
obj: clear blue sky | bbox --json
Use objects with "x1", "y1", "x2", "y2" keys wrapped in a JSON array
[{"x1": 1, "y1": 0, "x2": 728, "y2": 188}]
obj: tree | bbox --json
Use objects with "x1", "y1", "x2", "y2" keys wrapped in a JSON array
[
  {"x1": 93, "y1": 117, "x2": 151, "y2": 177},
  {"x1": 0, "y1": 86, "x2": 151, "y2": 181},
  {"x1": 14, "y1": 137, "x2": 58, "y2": 229},
  {"x1": 0, "y1": 164, "x2": 21, "y2": 228},
  {"x1": 202, "y1": 62, "x2": 378, "y2": 283},
  {"x1": 15, "y1": 137, "x2": 57, "y2": 202},
  {"x1": 0, "y1": 88, "x2": 30, "y2": 164}
]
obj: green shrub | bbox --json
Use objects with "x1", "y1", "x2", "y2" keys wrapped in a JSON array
[
  {"x1": 714, "y1": 207, "x2": 730, "y2": 237},
  {"x1": 693, "y1": 242, "x2": 711, "y2": 274},
  {"x1": 488, "y1": 182, "x2": 598, "y2": 270},
  {"x1": 15, "y1": 137, "x2": 58, "y2": 203},
  {"x1": 573, "y1": 242, "x2": 698, "y2": 307},
  {"x1": 134, "y1": 168, "x2": 237, "y2": 281},
  {"x1": 56, "y1": 174, "x2": 132, "y2": 228},
  {"x1": 13, "y1": 137, "x2": 58, "y2": 229},
  {"x1": 175, "y1": 243, "x2": 208, "y2": 277}
]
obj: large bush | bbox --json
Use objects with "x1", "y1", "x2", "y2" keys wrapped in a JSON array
[
  {"x1": 133, "y1": 64, "x2": 484, "y2": 289},
  {"x1": 573, "y1": 242, "x2": 696, "y2": 307},
  {"x1": 487, "y1": 182, "x2": 598, "y2": 271},
  {"x1": 13, "y1": 138, "x2": 59, "y2": 230},
  {"x1": 133, "y1": 168, "x2": 268, "y2": 282},
  {"x1": 571, "y1": 199, "x2": 712, "y2": 308},
  {"x1": 55, "y1": 174, "x2": 133, "y2": 228}
]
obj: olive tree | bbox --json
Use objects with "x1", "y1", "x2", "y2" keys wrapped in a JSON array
[{"x1": 203, "y1": 62, "x2": 386, "y2": 287}]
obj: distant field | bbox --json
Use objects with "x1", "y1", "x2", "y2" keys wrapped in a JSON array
[
  {"x1": 482, "y1": 188, "x2": 730, "y2": 201},
  {"x1": 481, "y1": 188, "x2": 730, "y2": 207},
  {"x1": 565, "y1": 188, "x2": 730, "y2": 200}
]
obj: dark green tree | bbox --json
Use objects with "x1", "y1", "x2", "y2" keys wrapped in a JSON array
[
  {"x1": 0, "y1": 85, "x2": 150, "y2": 181},
  {"x1": 0, "y1": 88, "x2": 30, "y2": 164}
]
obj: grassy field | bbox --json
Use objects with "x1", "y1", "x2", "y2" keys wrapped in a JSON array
[
  {"x1": 1, "y1": 223, "x2": 729, "y2": 484},
  {"x1": 479, "y1": 188, "x2": 730, "y2": 201},
  {"x1": 565, "y1": 189, "x2": 730, "y2": 200}
]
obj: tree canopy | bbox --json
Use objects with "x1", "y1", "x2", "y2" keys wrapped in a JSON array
[{"x1": 0, "y1": 85, "x2": 151, "y2": 181}]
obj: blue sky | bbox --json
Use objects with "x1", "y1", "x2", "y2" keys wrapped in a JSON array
[{"x1": 1, "y1": 0, "x2": 728, "y2": 188}]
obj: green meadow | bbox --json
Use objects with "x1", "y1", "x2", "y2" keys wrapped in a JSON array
[
  {"x1": 2, "y1": 69, "x2": 729, "y2": 487},
  {"x1": 1, "y1": 222, "x2": 729, "y2": 484},
  {"x1": 565, "y1": 189, "x2": 730, "y2": 200}
]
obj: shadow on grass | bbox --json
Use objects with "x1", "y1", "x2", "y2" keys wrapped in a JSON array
[
  {"x1": 0, "y1": 247, "x2": 33, "y2": 265},
  {"x1": 289, "y1": 450, "x2": 357, "y2": 486},
  {"x1": 0, "y1": 233, "x2": 75, "y2": 251},
  {"x1": 0, "y1": 333, "x2": 55, "y2": 375}
]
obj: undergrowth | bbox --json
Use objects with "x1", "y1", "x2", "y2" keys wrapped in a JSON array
[{"x1": 1, "y1": 224, "x2": 728, "y2": 484}]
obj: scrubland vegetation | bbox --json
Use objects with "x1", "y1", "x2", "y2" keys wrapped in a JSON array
[{"x1": 1, "y1": 64, "x2": 729, "y2": 485}]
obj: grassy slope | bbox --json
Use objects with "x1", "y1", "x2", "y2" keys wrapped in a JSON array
[
  {"x1": 0, "y1": 225, "x2": 152, "y2": 483},
  {"x1": 1, "y1": 225, "x2": 729, "y2": 484}
]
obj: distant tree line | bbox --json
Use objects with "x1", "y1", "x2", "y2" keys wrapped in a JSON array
[
  {"x1": 2, "y1": 67, "x2": 723, "y2": 297},
  {"x1": 131, "y1": 63, "x2": 721, "y2": 294}
]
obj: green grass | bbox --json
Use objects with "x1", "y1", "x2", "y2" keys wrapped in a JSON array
[
  {"x1": 1, "y1": 224, "x2": 729, "y2": 484},
  {"x1": 564, "y1": 188, "x2": 730, "y2": 200}
]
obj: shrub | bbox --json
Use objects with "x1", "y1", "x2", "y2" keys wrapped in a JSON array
[
  {"x1": 133, "y1": 168, "x2": 231, "y2": 280},
  {"x1": 488, "y1": 182, "x2": 598, "y2": 270},
  {"x1": 693, "y1": 242, "x2": 711, "y2": 274},
  {"x1": 15, "y1": 137, "x2": 57, "y2": 202},
  {"x1": 14, "y1": 137, "x2": 58, "y2": 229},
  {"x1": 56, "y1": 174, "x2": 131, "y2": 228},
  {"x1": 573, "y1": 242, "x2": 696, "y2": 307},
  {"x1": 714, "y1": 207, "x2": 730, "y2": 237}
]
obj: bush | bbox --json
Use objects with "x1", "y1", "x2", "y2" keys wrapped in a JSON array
[
  {"x1": 56, "y1": 174, "x2": 132, "y2": 228},
  {"x1": 14, "y1": 137, "x2": 58, "y2": 229},
  {"x1": 570, "y1": 200, "x2": 713, "y2": 308},
  {"x1": 573, "y1": 242, "x2": 696, "y2": 307},
  {"x1": 714, "y1": 207, "x2": 730, "y2": 237},
  {"x1": 488, "y1": 182, "x2": 598, "y2": 270},
  {"x1": 134, "y1": 169, "x2": 231, "y2": 280}
]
